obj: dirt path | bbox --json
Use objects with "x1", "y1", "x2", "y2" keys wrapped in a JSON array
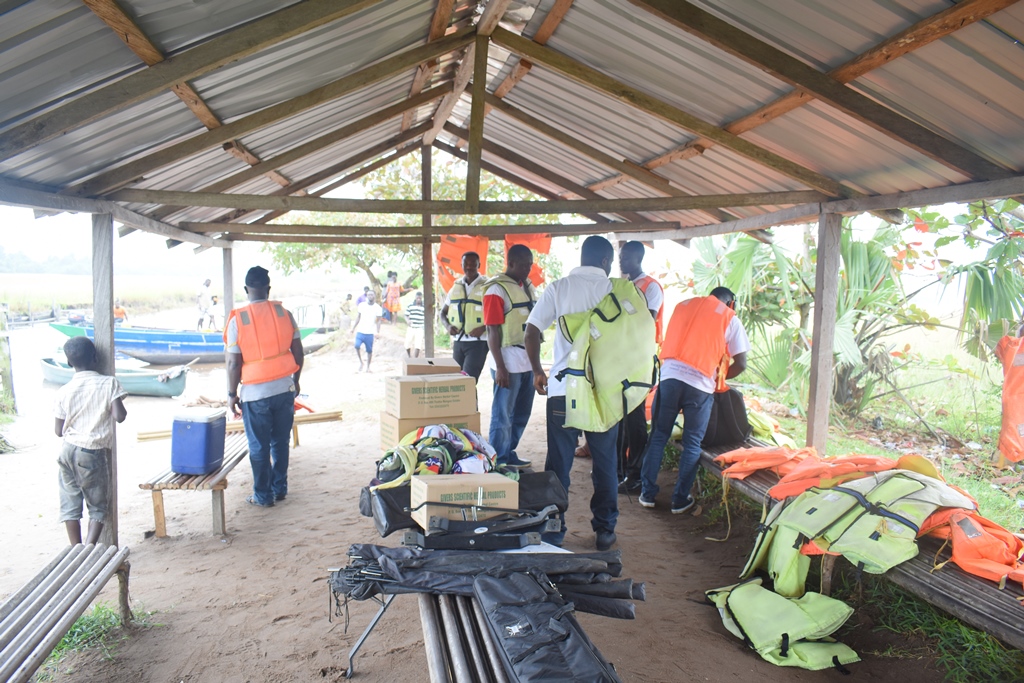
[{"x1": 0, "y1": 324, "x2": 943, "y2": 682}]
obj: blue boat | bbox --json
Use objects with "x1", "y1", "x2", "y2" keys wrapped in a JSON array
[{"x1": 51, "y1": 323, "x2": 317, "y2": 365}]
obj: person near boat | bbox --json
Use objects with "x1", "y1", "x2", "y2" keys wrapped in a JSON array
[
  {"x1": 53, "y1": 336, "x2": 128, "y2": 545},
  {"x1": 112, "y1": 300, "x2": 128, "y2": 324},
  {"x1": 196, "y1": 278, "x2": 213, "y2": 331},
  {"x1": 225, "y1": 266, "x2": 304, "y2": 508}
]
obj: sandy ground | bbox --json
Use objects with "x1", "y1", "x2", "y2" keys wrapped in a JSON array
[{"x1": 0, "y1": 322, "x2": 944, "y2": 682}]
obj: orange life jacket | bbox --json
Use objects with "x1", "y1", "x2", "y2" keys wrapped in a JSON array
[
  {"x1": 660, "y1": 296, "x2": 734, "y2": 380},
  {"x1": 225, "y1": 301, "x2": 299, "y2": 385},
  {"x1": 766, "y1": 454, "x2": 943, "y2": 500},
  {"x1": 714, "y1": 445, "x2": 816, "y2": 481},
  {"x1": 919, "y1": 508, "x2": 1024, "y2": 589},
  {"x1": 995, "y1": 335, "x2": 1024, "y2": 463},
  {"x1": 634, "y1": 275, "x2": 664, "y2": 344}
]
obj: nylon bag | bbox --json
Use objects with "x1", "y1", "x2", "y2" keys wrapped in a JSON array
[{"x1": 701, "y1": 387, "x2": 752, "y2": 448}]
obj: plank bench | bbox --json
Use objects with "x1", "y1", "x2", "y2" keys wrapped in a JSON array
[
  {"x1": 139, "y1": 431, "x2": 249, "y2": 537},
  {"x1": 0, "y1": 544, "x2": 130, "y2": 683},
  {"x1": 697, "y1": 439, "x2": 1024, "y2": 651}
]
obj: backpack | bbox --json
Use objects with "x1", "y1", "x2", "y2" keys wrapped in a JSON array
[{"x1": 701, "y1": 387, "x2": 752, "y2": 447}]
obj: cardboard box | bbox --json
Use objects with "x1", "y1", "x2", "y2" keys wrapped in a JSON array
[
  {"x1": 410, "y1": 473, "x2": 519, "y2": 529},
  {"x1": 402, "y1": 357, "x2": 462, "y2": 376},
  {"x1": 380, "y1": 411, "x2": 481, "y2": 451},
  {"x1": 384, "y1": 374, "x2": 477, "y2": 420}
]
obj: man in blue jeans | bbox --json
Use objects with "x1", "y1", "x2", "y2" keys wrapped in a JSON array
[
  {"x1": 226, "y1": 266, "x2": 304, "y2": 508},
  {"x1": 484, "y1": 244, "x2": 536, "y2": 469},
  {"x1": 639, "y1": 287, "x2": 749, "y2": 513},
  {"x1": 524, "y1": 236, "x2": 619, "y2": 551}
]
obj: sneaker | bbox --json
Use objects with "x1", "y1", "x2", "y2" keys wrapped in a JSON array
[
  {"x1": 245, "y1": 495, "x2": 274, "y2": 508},
  {"x1": 274, "y1": 494, "x2": 287, "y2": 502},
  {"x1": 596, "y1": 531, "x2": 617, "y2": 551},
  {"x1": 638, "y1": 493, "x2": 655, "y2": 508},
  {"x1": 617, "y1": 478, "x2": 641, "y2": 494},
  {"x1": 671, "y1": 496, "x2": 695, "y2": 515},
  {"x1": 504, "y1": 456, "x2": 532, "y2": 469}
]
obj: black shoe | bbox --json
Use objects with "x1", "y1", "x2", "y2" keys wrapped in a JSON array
[
  {"x1": 274, "y1": 494, "x2": 287, "y2": 502},
  {"x1": 617, "y1": 478, "x2": 641, "y2": 494},
  {"x1": 596, "y1": 531, "x2": 617, "y2": 551}
]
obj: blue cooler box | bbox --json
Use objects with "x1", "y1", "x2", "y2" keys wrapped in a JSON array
[{"x1": 171, "y1": 409, "x2": 226, "y2": 475}]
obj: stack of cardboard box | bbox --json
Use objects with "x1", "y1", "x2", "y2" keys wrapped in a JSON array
[{"x1": 379, "y1": 357, "x2": 481, "y2": 451}]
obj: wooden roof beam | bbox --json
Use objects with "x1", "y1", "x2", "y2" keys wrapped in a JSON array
[
  {"x1": 183, "y1": 221, "x2": 662, "y2": 237},
  {"x1": 489, "y1": 0, "x2": 575, "y2": 104},
  {"x1": 631, "y1": 0, "x2": 1014, "y2": 180},
  {"x1": 0, "y1": 0, "x2": 385, "y2": 162},
  {"x1": 401, "y1": 0, "x2": 458, "y2": 131},
  {"x1": 66, "y1": 30, "x2": 474, "y2": 197}
]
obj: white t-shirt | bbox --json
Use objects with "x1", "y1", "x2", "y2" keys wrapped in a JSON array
[
  {"x1": 525, "y1": 266, "x2": 613, "y2": 397},
  {"x1": 484, "y1": 282, "x2": 532, "y2": 374},
  {"x1": 355, "y1": 302, "x2": 383, "y2": 335},
  {"x1": 635, "y1": 272, "x2": 664, "y2": 315},
  {"x1": 660, "y1": 316, "x2": 751, "y2": 394},
  {"x1": 445, "y1": 275, "x2": 488, "y2": 343}
]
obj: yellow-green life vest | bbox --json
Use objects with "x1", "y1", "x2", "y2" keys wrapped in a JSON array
[
  {"x1": 446, "y1": 276, "x2": 487, "y2": 335},
  {"x1": 555, "y1": 278, "x2": 658, "y2": 432},
  {"x1": 486, "y1": 274, "x2": 536, "y2": 348}
]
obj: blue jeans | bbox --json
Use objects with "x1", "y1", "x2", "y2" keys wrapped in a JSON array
[
  {"x1": 241, "y1": 390, "x2": 295, "y2": 505},
  {"x1": 544, "y1": 396, "x2": 620, "y2": 545},
  {"x1": 640, "y1": 379, "x2": 713, "y2": 506},
  {"x1": 488, "y1": 369, "x2": 534, "y2": 465}
]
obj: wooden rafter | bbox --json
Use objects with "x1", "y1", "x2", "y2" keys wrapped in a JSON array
[
  {"x1": 631, "y1": 0, "x2": 1012, "y2": 180},
  {"x1": 401, "y1": 0, "x2": 457, "y2": 131},
  {"x1": 0, "y1": 0, "x2": 384, "y2": 162},
  {"x1": 489, "y1": 0, "x2": 574, "y2": 104},
  {"x1": 466, "y1": 33, "x2": 490, "y2": 211},
  {"x1": 67, "y1": 30, "x2": 474, "y2": 197},
  {"x1": 183, "y1": 222, "x2": 672, "y2": 236}
]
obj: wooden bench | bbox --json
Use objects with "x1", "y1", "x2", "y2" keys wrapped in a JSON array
[
  {"x1": 139, "y1": 432, "x2": 249, "y2": 537},
  {"x1": 697, "y1": 439, "x2": 1024, "y2": 651},
  {"x1": 0, "y1": 544, "x2": 130, "y2": 683}
]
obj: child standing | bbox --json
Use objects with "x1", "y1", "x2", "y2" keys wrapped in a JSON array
[{"x1": 54, "y1": 337, "x2": 128, "y2": 545}]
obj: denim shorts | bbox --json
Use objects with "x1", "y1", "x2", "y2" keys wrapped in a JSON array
[
  {"x1": 354, "y1": 332, "x2": 374, "y2": 353},
  {"x1": 57, "y1": 442, "x2": 109, "y2": 523}
]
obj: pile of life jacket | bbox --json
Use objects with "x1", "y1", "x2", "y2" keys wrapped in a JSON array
[
  {"x1": 372, "y1": 424, "x2": 516, "y2": 491},
  {"x1": 707, "y1": 445, "x2": 1024, "y2": 672}
]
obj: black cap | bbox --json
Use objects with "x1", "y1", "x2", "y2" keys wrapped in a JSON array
[{"x1": 245, "y1": 266, "x2": 270, "y2": 287}]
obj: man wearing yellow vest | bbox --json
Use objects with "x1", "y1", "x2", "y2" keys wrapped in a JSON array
[
  {"x1": 483, "y1": 244, "x2": 536, "y2": 469},
  {"x1": 639, "y1": 287, "x2": 749, "y2": 513},
  {"x1": 441, "y1": 251, "x2": 489, "y2": 380},
  {"x1": 225, "y1": 266, "x2": 304, "y2": 508},
  {"x1": 617, "y1": 241, "x2": 664, "y2": 493}
]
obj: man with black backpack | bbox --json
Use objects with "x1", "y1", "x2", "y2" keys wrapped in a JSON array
[{"x1": 638, "y1": 287, "x2": 749, "y2": 514}]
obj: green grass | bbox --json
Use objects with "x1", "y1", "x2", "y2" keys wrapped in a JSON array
[
  {"x1": 0, "y1": 273, "x2": 198, "y2": 317},
  {"x1": 35, "y1": 603, "x2": 159, "y2": 681}
]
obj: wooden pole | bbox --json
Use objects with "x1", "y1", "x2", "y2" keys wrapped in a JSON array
[
  {"x1": 806, "y1": 211, "x2": 842, "y2": 454},
  {"x1": 0, "y1": 305, "x2": 15, "y2": 414},
  {"x1": 466, "y1": 33, "x2": 488, "y2": 213},
  {"x1": 422, "y1": 145, "x2": 435, "y2": 357},
  {"x1": 222, "y1": 247, "x2": 234, "y2": 327},
  {"x1": 92, "y1": 213, "x2": 118, "y2": 547}
]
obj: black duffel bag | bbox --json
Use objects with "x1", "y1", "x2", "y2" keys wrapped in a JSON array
[{"x1": 700, "y1": 387, "x2": 752, "y2": 448}]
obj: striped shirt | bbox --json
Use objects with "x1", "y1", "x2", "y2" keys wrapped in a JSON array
[
  {"x1": 54, "y1": 371, "x2": 127, "y2": 449},
  {"x1": 405, "y1": 303, "x2": 425, "y2": 329}
]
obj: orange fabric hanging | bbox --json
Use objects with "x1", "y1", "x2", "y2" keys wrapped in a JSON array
[
  {"x1": 506, "y1": 234, "x2": 551, "y2": 286},
  {"x1": 995, "y1": 335, "x2": 1024, "y2": 463},
  {"x1": 713, "y1": 446, "x2": 817, "y2": 480},
  {"x1": 437, "y1": 234, "x2": 489, "y2": 292},
  {"x1": 919, "y1": 508, "x2": 1024, "y2": 589}
]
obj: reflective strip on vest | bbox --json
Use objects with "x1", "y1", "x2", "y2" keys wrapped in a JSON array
[
  {"x1": 227, "y1": 301, "x2": 299, "y2": 385},
  {"x1": 487, "y1": 274, "x2": 535, "y2": 348},
  {"x1": 555, "y1": 278, "x2": 657, "y2": 432},
  {"x1": 446, "y1": 277, "x2": 487, "y2": 333},
  {"x1": 633, "y1": 274, "x2": 664, "y2": 344},
  {"x1": 660, "y1": 296, "x2": 734, "y2": 378}
]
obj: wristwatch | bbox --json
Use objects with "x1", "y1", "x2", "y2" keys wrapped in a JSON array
[{"x1": 227, "y1": 391, "x2": 237, "y2": 398}]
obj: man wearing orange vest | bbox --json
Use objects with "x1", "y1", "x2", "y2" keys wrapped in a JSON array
[
  {"x1": 639, "y1": 287, "x2": 749, "y2": 513},
  {"x1": 225, "y1": 266, "x2": 304, "y2": 508},
  {"x1": 617, "y1": 241, "x2": 663, "y2": 493}
]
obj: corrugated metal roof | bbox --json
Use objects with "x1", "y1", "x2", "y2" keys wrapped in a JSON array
[{"x1": 0, "y1": 0, "x2": 1022, "y2": 242}]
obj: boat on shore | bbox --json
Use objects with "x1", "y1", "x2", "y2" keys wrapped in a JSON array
[
  {"x1": 50, "y1": 322, "x2": 318, "y2": 364},
  {"x1": 40, "y1": 358, "x2": 188, "y2": 398}
]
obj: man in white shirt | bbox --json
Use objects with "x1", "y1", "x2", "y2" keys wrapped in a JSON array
[
  {"x1": 351, "y1": 290, "x2": 383, "y2": 373},
  {"x1": 639, "y1": 287, "x2": 749, "y2": 514},
  {"x1": 524, "y1": 236, "x2": 619, "y2": 551}
]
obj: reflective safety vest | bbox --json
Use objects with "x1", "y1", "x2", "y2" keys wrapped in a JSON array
[
  {"x1": 225, "y1": 301, "x2": 299, "y2": 385},
  {"x1": 633, "y1": 274, "x2": 664, "y2": 344},
  {"x1": 660, "y1": 296, "x2": 735, "y2": 382},
  {"x1": 995, "y1": 335, "x2": 1024, "y2": 463},
  {"x1": 706, "y1": 578, "x2": 859, "y2": 672},
  {"x1": 486, "y1": 274, "x2": 536, "y2": 348},
  {"x1": 446, "y1": 276, "x2": 487, "y2": 335},
  {"x1": 554, "y1": 278, "x2": 658, "y2": 432}
]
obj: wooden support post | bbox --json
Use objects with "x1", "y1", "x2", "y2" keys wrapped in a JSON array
[
  {"x1": 820, "y1": 554, "x2": 837, "y2": 597},
  {"x1": 222, "y1": 247, "x2": 234, "y2": 324},
  {"x1": 466, "y1": 33, "x2": 489, "y2": 213},
  {"x1": 806, "y1": 211, "x2": 842, "y2": 454},
  {"x1": 92, "y1": 213, "x2": 119, "y2": 548},
  {"x1": 151, "y1": 490, "x2": 167, "y2": 538},
  {"x1": 0, "y1": 306, "x2": 15, "y2": 414},
  {"x1": 422, "y1": 145, "x2": 435, "y2": 357},
  {"x1": 212, "y1": 488, "x2": 226, "y2": 536},
  {"x1": 117, "y1": 560, "x2": 132, "y2": 625}
]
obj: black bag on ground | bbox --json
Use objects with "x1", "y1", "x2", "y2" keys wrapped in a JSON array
[
  {"x1": 473, "y1": 570, "x2": 623, "y2": 683},
  {"x1": 700, "y1": 387, "x2": 752, "y2": 448}
]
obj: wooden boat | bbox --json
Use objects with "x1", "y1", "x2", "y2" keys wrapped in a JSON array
[
  {"x1": 50, "y1": 322, "x2": 318, "y2": 364},
  {"x1": 40, "y1": 358, "x2": 188, "y2": 398}
]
